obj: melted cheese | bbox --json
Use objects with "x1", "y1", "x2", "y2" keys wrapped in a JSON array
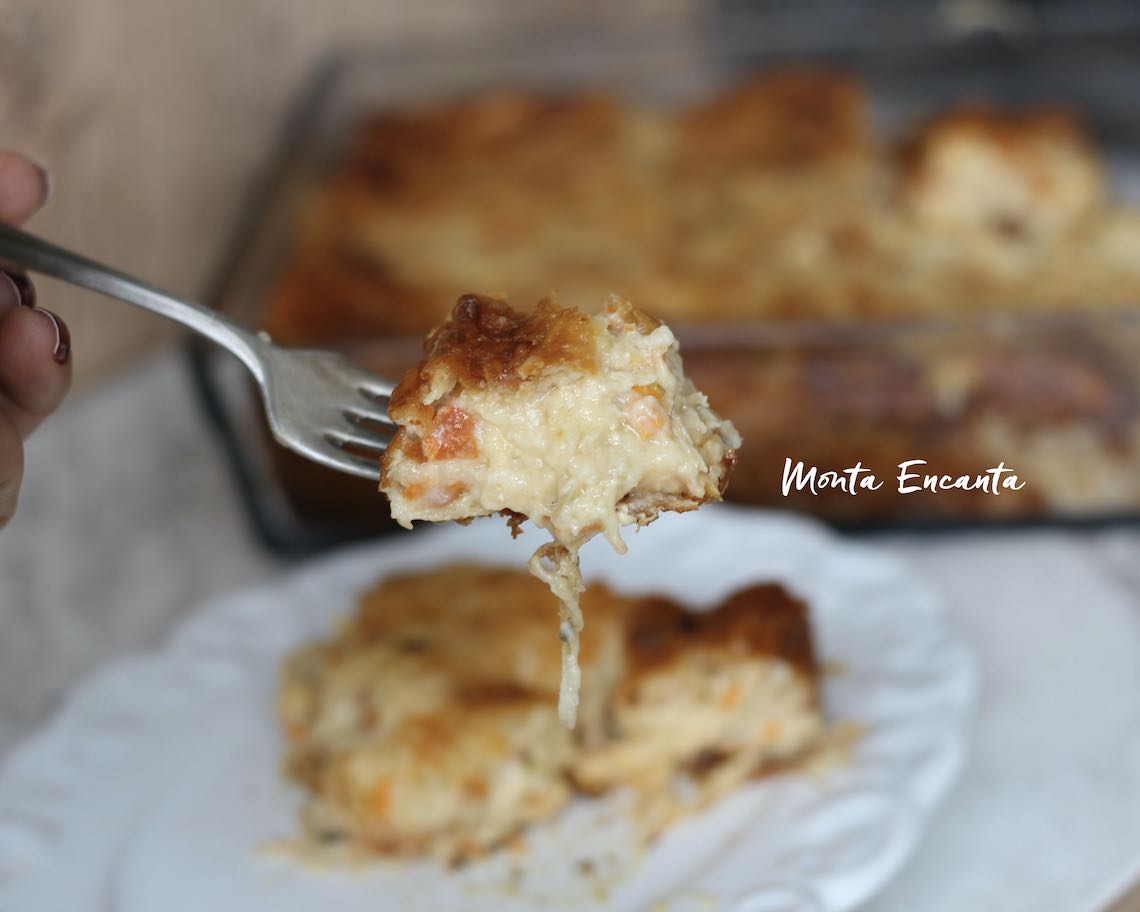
[{"x1": 529, "y1": 542, "x2": 585, "y2": 726}]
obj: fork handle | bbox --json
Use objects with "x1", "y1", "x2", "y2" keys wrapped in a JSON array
[{"x1": 0, "y1": 222, "x2": 264, "y2": 377}]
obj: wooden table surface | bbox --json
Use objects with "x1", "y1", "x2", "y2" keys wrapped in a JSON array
[{"x1": 0, "y1": 0, "x2": 695, "y2": 391}]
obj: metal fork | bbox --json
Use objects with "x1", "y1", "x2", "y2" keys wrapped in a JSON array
[{"x1": 0, "y1": 223, "x2": 395, "y2": 479}]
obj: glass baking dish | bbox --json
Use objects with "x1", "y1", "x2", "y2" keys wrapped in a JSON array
[{"x1": 188, "y1": 27, "x2": 1140, "y2": 554}]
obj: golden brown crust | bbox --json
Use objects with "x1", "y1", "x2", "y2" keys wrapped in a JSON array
[
  {"x1": 344, "y1": 91, "x2": 628, "y2": 186},
  {"x1": 895, "y1": 103, "x2": 1105, "y2": 239},
  {"x1": 386, "y1": 294, "x2": 598, "y2": 428},
  {"x1": 500, "y1": 508, "x2": 528, "y2": 538},
  {"x1": 427, "y1": 294, "x2": 596, "y2": 385},
  {"x1": 677, "y1": 68, "x2": 869, "y2": 171},
  {"x1": 379, "y1": 295, "x2": 606, "y2": 495},
  {"x1": 896, "y1": 104, "x2": 1097, "y2": 179},
  {"x1": 260, "y1": 68, "x2": 1130, "y2": 354},
  {"x1": 623, "y1": 584, "x2": 817, "y2": 686}
]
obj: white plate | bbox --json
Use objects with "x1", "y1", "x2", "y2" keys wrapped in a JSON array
[{"x1": 0, "y1": 507, "x2": 975, "y2": 912}]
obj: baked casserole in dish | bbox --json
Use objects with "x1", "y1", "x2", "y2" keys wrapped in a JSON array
[{"x1": 194, "y1": 46, "x2": 1140, "y2": 543}]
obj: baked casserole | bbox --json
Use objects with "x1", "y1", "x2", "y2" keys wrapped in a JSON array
[
  {"x1": 278, "y1": 565, "x2": 822, "y2": 864},
  {"x1": 261, "y1": 68, "x2": 1140, "y2": 523}
]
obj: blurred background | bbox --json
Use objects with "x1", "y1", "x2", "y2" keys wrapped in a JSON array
[
  {"x1": 8, "y1": 0, "x2": 1140, "y2": 618},
  {"x1": 6, "y1": 0, "x2": 1140, "y2": 391},
  {"x1": 0, "y1": 0, "x2": 698, "y2": 389}
]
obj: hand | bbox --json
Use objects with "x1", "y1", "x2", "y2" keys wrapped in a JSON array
[{"x1": 0, "y1": 151, "x2": 70, "y2": 529}]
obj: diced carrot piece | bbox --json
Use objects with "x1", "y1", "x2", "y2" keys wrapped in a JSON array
[
  {"x1": 403, "y1": 481, "x2": 467, "y2": 507},
  {"x1": 422, "y1": 406, "x2": 479, "y2": 460},
  {"x1": 717, "y1": 681, "x2": 743, "y2": 710},
  {"x1": 632, "y1": 382, "x2": 665, "y2": 401},
  {"x1": 462, "y1": 777, "x2": 489, "y2": 800},
  {"x1": 367, "y1": 778, "x2": 392, "y2": 818},
  {"x1": 626, "y1": 395, "x2": 667, "y2": 439}
]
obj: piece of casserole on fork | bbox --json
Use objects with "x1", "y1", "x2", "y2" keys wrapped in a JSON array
[{"x1": 379, "y1": 293, "x2": 739, "y2": 726}]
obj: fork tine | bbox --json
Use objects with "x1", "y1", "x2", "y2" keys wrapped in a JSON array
[
  {"x1": 346, "y1": 401, "x2": 395, "y2": 427},
  {"x1": 293, "y1": 437, "x2": 382, "y2": 480},
  {"x1": 325, "y1": 429, "x2": 389, "y2": 455},
  {"x1": 326, "y1": 450, "x2": 383, "y2": 480},
  {"x1": 338, "y1": 364, "x2": 395, "y2": 400},
  {"x1": 357, "y1": 377, "x2": 395, "y2": 400},
  {"x1": 334, "y1": 451, "x2": 384, "y2": 479}
]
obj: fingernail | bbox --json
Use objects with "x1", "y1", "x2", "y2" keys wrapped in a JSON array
[
  {"x1": 1, "y1": 269, "x2": 36, "y2": 308},
  {"x1": 0, "y1": 272, "x2": 19, "y2": 309},
  {"x1": 30, "y1": 160, "x2": 53, "y2": 206},
  {"x1": 33, "y1": 307, "x2": 70, "y2": 364}
]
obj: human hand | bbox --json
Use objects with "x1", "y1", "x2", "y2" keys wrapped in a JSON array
[{"x1": 0, "y1": 151, "x2": 70, "y2": 528}]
